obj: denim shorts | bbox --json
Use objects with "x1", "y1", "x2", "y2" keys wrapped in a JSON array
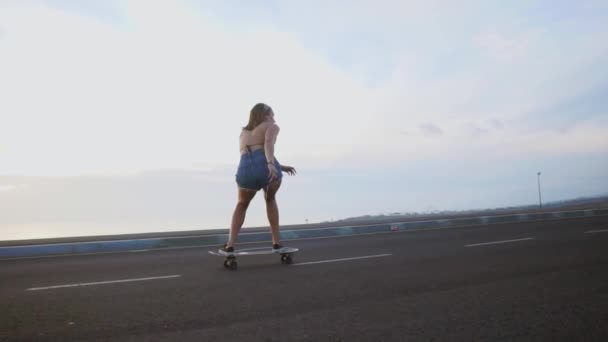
[{"x1": 235, "y1": 149, "x2": 283, "y2": 191}]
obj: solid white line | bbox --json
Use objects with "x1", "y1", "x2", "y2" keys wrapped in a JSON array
[
  {"x1": 464, "y1": 237, "x2": 534, "y2": 248},
  {"x1": 294, "y1": 254, "x2": 392, "y2": 266},
  {"x1": 585, "y1": 229, "x2": 608, "y2": 234},
  {"x1": 26, "y1": 275, "x2": 181, "y2": 291}
]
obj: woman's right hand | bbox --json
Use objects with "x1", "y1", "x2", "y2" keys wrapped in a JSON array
[{"x1": 267, "y1": 163, "x2": 278, "y2": 183}]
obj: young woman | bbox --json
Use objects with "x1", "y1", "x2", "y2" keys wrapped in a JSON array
[{"x1": 221, "y1": 103, "x2": 297, "y2": 255}]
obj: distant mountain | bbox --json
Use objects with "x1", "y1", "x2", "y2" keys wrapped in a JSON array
[{"x1": 329, "y1": 195, "x2": 608, "y2": 224}]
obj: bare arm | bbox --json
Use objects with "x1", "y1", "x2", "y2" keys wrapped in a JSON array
[{"x1": 264, "y1": 124, "x2": 280, "y2": 164}]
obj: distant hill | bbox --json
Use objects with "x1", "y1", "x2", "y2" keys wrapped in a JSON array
[{"x1": 329, "y1": 195, "x2": 608, "y2": 224}]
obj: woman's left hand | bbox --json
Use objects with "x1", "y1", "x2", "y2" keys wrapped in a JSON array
[{"x1": 281, "y1": 165, "x2": 297, "y2": 176}]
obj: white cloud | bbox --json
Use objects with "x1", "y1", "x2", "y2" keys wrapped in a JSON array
[
  {"x1": 0, "y1": 1, "x2": 376, "y2": 176},
  {"x1": 0, "y1": 184, "x2": 28, "y2": 192},
  {"x1": 2, "y1": 1, "x2": 607, "y2": 178},
  {"x1": 473, "y1": 30, "x2": 542, "y2": 63}
]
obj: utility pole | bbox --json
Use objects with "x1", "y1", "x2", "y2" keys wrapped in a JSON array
[{"x1": 537, "y1": 171, "x2": 542, "y2": 209}]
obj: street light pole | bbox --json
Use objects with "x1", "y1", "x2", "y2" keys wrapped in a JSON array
[{"x1": 537, "y1": 172, "x2": 542, "y2": 209}]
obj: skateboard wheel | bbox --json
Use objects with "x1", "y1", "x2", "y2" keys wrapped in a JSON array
[
  {"x1": 224, "y1": 257, "x2": 238, "y2": 270},
  {"x1": 281, "y1": 254, "x2": 293, "y2": 264}
]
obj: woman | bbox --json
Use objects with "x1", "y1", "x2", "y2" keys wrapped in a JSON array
[{"x1": 221, "y1": 103, "x2": 297, "y2": 255}]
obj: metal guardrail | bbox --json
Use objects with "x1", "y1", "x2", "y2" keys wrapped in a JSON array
[{"x1": 1, "y1": 208, "x2": 607, "y2": 259}]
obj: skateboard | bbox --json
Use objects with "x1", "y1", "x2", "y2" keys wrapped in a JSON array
[{"x1": 208, "y1": 247, "x2": 299, "y2": 270}]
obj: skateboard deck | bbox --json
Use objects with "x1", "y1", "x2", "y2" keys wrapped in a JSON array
[{"x1": 208, "y1": 247, "x2": 298, "y2": 270}]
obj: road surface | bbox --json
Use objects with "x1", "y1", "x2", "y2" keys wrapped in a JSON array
[{"x1": 1, "y1": 216, "x2": 607, "y2": 341}]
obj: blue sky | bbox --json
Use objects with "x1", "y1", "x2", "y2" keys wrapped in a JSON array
[{"x1": 1, "y1": 1, "x2": 607, "y2": 240}]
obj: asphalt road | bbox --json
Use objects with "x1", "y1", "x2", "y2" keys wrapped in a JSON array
[{"x1": 1, "y1": 216, "x2": 607, "y2": 341}]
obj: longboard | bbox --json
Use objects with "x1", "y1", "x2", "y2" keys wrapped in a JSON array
[{"x1": 208, "y1": 247, "x2": 299, "y2": 270}]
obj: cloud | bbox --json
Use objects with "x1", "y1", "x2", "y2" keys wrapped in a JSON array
[
  {"x1": 0, "y1": 184, "x2": 28, "y2": 192},
  {"x1": 466, "y1": 124, "x2": 489, "y2": 137},
  {"x1": 489, "y1": 119, "x2": 504, "y2": 130},
  {"x1": 419, "y1": 123, "x2": 444, "y2": 137},
  {"x1": 511, "y1": 117, "x2": 608, "y2": 156},
  {"x1": 0, "y1": 1, "x2": 375, "y2": 176},
  {"x1": 1, "y1": 0, "x2": 607, "y2": 175},
  {"x1": 472, "y1": 30, "x2": 541, "y2": 62}
]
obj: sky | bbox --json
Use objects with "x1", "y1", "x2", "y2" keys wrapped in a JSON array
[{"x1": 1, "y1": 0, "x2": 607, "y2": 240}]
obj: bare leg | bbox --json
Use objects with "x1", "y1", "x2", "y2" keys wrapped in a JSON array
[
  {"x1": 227, "y1": 188, "x2": 257, "y2": 248},
  {"x1": 264, "y1": 180, "x2": 282, "y2": 245}
]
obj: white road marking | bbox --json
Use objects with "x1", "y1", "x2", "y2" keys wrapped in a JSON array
[
  {"x1": 294, "y1": 254, "x2": 392, "y2": 266},
  {"x1": 26, "y1": 275, "x2": 181, "y2": 291},
  {"x1": 464, "y1": 237, "x2": 534, "y2": 248},
  {"x1": 585, "y1": 229, "x2": 608, "y2": 234}
]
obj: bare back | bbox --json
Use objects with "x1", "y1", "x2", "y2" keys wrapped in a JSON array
[
  {"x1": 240, "y1": 121, "x2": 280, "y2": 163},
  {"x1": 240, "y1": 122, "x2": 267, "y2": 151}
]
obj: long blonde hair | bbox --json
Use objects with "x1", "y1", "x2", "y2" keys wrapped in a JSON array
[{"x1": 243, "y1": 103, "x2": 272, "y2": 131}]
